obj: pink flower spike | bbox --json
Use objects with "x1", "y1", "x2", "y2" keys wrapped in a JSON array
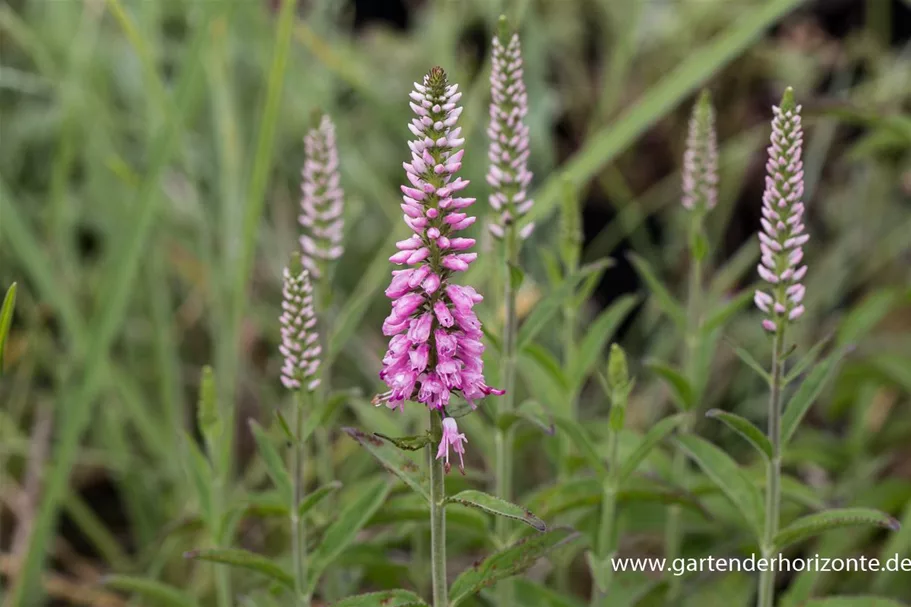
[
  {"x1": 436, "y1": 417, "x2": 468, "y2": 474},
  {"x1": 681, "y1": 90, "x2": 718, "y2": 213},
  {"x1": 279, "y1": 268, "x2": 321, "y2": 392},
  {"x1": 373, "y1": 66, "x2": 503, "y2": 432},
  {"x1": 487, "y1": 26, "x2": 534, "y2": 240},
  {"x1": 299, "y1": 115, "x2": 345, "y2": 279},
  {"x1": 755, "y1": 88, "x2": 808, "y2": 334}
]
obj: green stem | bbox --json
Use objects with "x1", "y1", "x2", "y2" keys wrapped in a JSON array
[
  {"x1": 292, "y1": 390, "x2": 311, "y2": 606},
  {"x1": 429, "y1": 412, "x2": 448, "y2": 607},
  {"x1": 758, "y1": 331, "x2": 785, "y2": 607},
  {"x1": 495, "y1": 224, "x2": 519, "y2": 606},
  {"x1": 592, "y1": 425, "x2": 621, "y2": 605},
  {"x1": 666, "y1": 241, "x2": 703, "y2": 600}
]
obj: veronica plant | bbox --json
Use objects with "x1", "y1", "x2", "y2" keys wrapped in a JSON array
[
  {"x1": 487, "y1": 15, "x2": 534, "y2": 606},
  {"x1": 665, "y1": 89, "x2": 718, "y2": 599}
]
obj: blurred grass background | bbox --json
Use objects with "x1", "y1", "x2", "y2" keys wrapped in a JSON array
[{"x1": 1, "y1": 0, "x2": 910, "y2": 605}]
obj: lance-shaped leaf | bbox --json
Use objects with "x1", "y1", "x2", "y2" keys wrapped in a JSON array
[
  {"x1": 676, "y1": 435, "x2": 763, "y2": 537},
  {"x1": 332, "y1": 590, "x2": 428, "y2": 606},
  {"x1": 784, "y1": 331, "x2": 834, "y2": 384},
  {"x1": 800, "y1": 599, "x2": 906, "y2": 607},
  {"x1": 618, "y1": 413, "x2": 686, "y2": 483},
  {"x1": 628, "y1": 253, "x2": 686, "y2": 327},
  {"x1": 554, "y1": 417, "x2": 608, "y2": 480},
  {"x1": 497, "y1": 399, "x2": 555, "y2": 435},
  {"x1": 367, "y1": 493, "x2": 488, "y2": 534},
  {"x1": 249, "y1": 419, "x2": 292, "y2": 503},
  {"x1": 375, "y1": 432, "x2": 432, "y2": 451},
  {"x1": 448, "y1": 527, "x2": 581, "y2": 606},
  {"x1": 774, "y1": 508, "x2": 900, "y2": 552},
  {"x1": 728, "y1": 340, "x2": 772, "y2": 383},
  {"x1": 0, "y1": 283, "x2": 17, "y2": 372},
  {"x1": 446, "y1": 490, "x2": 546, "y2": 531},
  {"x1": 298, "y1": 480, "x2": 342, "y2": 517},
  {"x1": 103, "y1": 575, "x2": 199, "y2": 607},
  {"x1": 781, "y1": 346, "x2": 849, "y2": 446},
  {"x1": 646, "y1": 360, "x2": 694, "y2": 411},
  {"x1": 305, "y1": 479, "x2": 391, "y2": 595},
  {"x1": 518, "y1": 258, "x2": 612, "y2": 348},
  {"x1": 700, "y1": 289, "x2": 753, "y2": 335},
  {"x1": 184, "y1": 548, "x2": 293, "y2": 590},
  {"x1": 525, "y1": 476, "x2": 705, "y2": 521},
  {"x1": 343, "y1": 427, "x2": 429, "y2": 501},
  {"x1": 182, "y1": 432, "x2": 214, "y2": 529},
  {"x1": 705, "y1": 409, "x2": 772, "y2": 461},
  {"x1": 570, "y1": 294, "x2": 639, "y2": 389}
]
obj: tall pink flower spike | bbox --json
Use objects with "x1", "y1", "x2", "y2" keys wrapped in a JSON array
[
  {"x1": 279, "y1": 268, "x2": 321, "y2": 392},
  {"x1": 487, "y1": 22, "x2": 534, "y2": 240},
  {"x1": 754, "y1": 88, "x2": 808, "y2": 333},
  {"x1": 374, "y1": 67, "x2": 504, "y2": 469},
  {"x1": 299, "y1": 114, "x2": 345, "y2": 279},
  {"x1": 681, "y1": 90, "x2": 718, "y2": 213}
]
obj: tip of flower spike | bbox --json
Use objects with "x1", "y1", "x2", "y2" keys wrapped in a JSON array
[
  {"x1": 780, "y1": 87, "x2": 797, "y2": 112},
  {"x1": 426, "y1": 66, "x2": 448, "y2": 93},
  {"x1": 497, "y1": 14, "x2": 511, "y2": 41},
  {"x1": 308, "y1": 108, "x2": 325, "y2": 129},
  {"x1": 696, "y1": 89, "x2": 713, "y2": 113}
]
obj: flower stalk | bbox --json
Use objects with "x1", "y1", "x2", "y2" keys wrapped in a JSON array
[
  {"x1": 280, "y1": 266, "x2": 322, "y2": 605},
  {"x1": 666, "y1": 90, "x2": 717, "y2": 599},
  {"x1": 754, "y1": 87, "x2": 806, "y2": 607},
  {"x1": 591, "y1": 344, "x2": 631, "y2": 604},
  {"x1": 429, "y1": 412, "x2": 448, "y2": 607},
  {"x1": 488, "y1": 18, "x2": 532, "y2": 606}
]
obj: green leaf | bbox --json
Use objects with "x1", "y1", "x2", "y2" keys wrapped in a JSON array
[
  {"x1": 497, "y1": 400, "x2": 555, "y2": 435},
  {"x1": 585, "y1": 551, "x2": 611, "y2": 593},
  {"x1": 645, "y1": 359, "x2": 694, "y2": 411},
  {"x1": 343, "y1": 427, "x2": 428, "y2": 501},
  {"x1": 374, "y1": 432, "x2": 432, "y2": 451},
  {"x1": 248, "y1": 419, "x2": 292, "y2": 503},
  {"x1": 618, "y1": 414, "x2": 687, "y2": 483},
  {"x1": 0, "y1": 282, "x2": 17, "y2": 373},
  {"x1": 705, "y1": 409, "x2": 772, "y2": 461},
  {"x1": 103, "y1": 575, "x2": 198, "y2": 607},
  {"x1": 446, "y1": 490, "x2": 546, "y2": 531},
  {"x1": 525, "y1": 476, "x2": 705, "y2": 520},
  {"x1": 332, "y1": 590, "x2": 428, "y2": 607},
  {"x1": 306, "y1": 478, "x2": 390, "y2": 594},
  {"x1": 554, "y1": 417, "x2": 608, "y2": 480},
  {"x1": 837, "y1": 288, "x2": 906, "y2": 346},
  {"x1": 628, "y1": 253, "x2": 686, "y2": 327},
  {"x1": 448, "y1": 527, "x2": 581, "y2": 606},
  {"x1": 298, "y1": 480, "x2": 342, "y2": 517},
  {"x1": 781, "y1": 347, "x2": 849, "y2": 446},
  {"x1": 185, "y1": 548, "x2": 293, "y2": 589},
  {"x1": 196, "y1": 366, "x2": 220, "y2": 450},
  {"x1": 799, "y1": 598, "x2": 906, "y2": 607},
  {"x1": 700, "y1": 289, "x2": 753, "y2": 335},
  {"x1": 728, "y1": 340, "x2": 771, "y2": 383},
  {"x1": 676, "y1": 435, "x2": 763, "y2": 536},
  {"x1": 274, "y1": 410, "x2": 294, "y2": 442},
  {"x1": 774, "y1": 508, "x2": 900, "y2": 551},
  {"x1": 570, "y1": 294, "x2": 639, "y2": 389},
  {"x1": 518, "y1": 259, "x2": 612, "y2": 349},
  {"x1": 784, "y1": 332, "x2": 834, "y2": 384}
]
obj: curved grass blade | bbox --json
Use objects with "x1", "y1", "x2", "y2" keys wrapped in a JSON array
[
  {"x1": 103, "y1": 575, "x2": 199, "y2": 607},
  {"x1": 0, "y1": 282, "x2": 16, "y2": 372},
  {"x1": 781, "y1": 346, "x2": 849, "y2": 446},
  {"x1": 184, "y1": 548, "x2": 294, "y2": 590},
  {"x1": 618, "y1": 413, "x2": 686, "y2": 483}
]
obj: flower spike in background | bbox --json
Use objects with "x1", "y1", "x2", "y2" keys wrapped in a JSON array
[
  {"x1": 487, "y1": 16, "x2": 533, "y2": 239},
  {"x1": 754, "y1": 87, "x2": 807, "y2": 334},
  {"x1": 375, "y1": 66, "x2": 503, "y2": 434},
  {"x1": 299, "y1": 114, "x2": 345, "y2": 279},
  {"x1": 279, "y1": 267, "x2": 321, "y2": 392},
  {"x1": 681, "y1": 89, "x2": 718, "y2": 214}
]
